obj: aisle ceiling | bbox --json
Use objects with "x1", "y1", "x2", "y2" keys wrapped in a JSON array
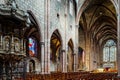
[{"x1": 79, "y1": 0, "x2": 117, "y2": 46}]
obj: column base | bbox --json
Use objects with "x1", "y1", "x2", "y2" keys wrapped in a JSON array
[
  {"x1": 114, "y1": 75, "x2": 120, "y2": 80},
  {"x1": 117, "y1": 75, "x2": 120, "y2": 77}
]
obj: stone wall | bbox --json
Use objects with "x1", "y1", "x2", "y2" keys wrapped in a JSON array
[{"x1": 15, "y1": 0, "x2": 76, "y2": 73}]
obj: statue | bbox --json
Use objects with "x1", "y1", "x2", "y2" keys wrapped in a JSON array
[
  {"x1": 13, "y1": 37, "x2": 20, "y2": 52},
  {"x1": 5, "y1": 38, "x2": 10, "y2": 51},
  {"x1": 5, "y1": 0, "x2": 17, "y2": 11},
  {"x1": 15, "y1": 41, "x2": 20, "y2": 52}
]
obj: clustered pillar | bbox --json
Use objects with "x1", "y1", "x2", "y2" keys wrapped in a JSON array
[{"x1": 117, "y1": 0, "x2": 120, "y2": 77}]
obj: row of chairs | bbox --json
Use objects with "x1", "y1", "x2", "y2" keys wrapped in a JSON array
[{"x1": 15, "y1": 72, "x2": 118, "y2": 80}]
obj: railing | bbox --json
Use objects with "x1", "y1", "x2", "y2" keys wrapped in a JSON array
[{"x1": 15, "y1": 72, "x2": 119, "y2": 80}]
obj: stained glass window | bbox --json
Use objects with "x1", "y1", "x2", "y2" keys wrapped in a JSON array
[
  {"x1": 29, "y1": 38, "x2": 37, "y2": 57},
  {"x1": 103, "y1": 40, "x2": 116, "y2": 67}
]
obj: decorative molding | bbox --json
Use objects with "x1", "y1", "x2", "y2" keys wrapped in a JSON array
[
  {"x1": 72, "y1": 52, "x2": 76, "y2": 55},
  {"x1": 61, "y1": 49, "x2": 65, "y2": 52},
  {"x1": 75, "y1": 25, "x2": 79, "y2": 28},
  {"x1": 0, "y1": 0, "x2": 31, "y2": 27},
  {"x1": 40, "y1": 42, "x2": 45, "y2": 45}
]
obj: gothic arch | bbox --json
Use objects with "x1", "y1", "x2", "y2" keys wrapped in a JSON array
[
  {"x1": 67, "y1": 39, "x2": 74, "y2": 72},
  {"x1": 68, "y1": 39, "x2": 74, "y2": 51},
  {"x1": 50, "y1": 29, "x2": 63, "y2": 72},
  {"x1": 25, "y1": 11, "x2": 42, "y2": 60},
  {"x1": 76, "y1": 0, "x2": 117, "y2": 25},
  {"x1": 78, "y1": 47, "x2": 85, "y2": 70},
  {"x1": 76, "y1": 0, "x2": 90, "y2": 25},
  {"x1": 26, "y1": 10, "x2": 42, "y2": 41},
  {"x1": 26, "y1": 57, "x2": 41, "y2": 73}
]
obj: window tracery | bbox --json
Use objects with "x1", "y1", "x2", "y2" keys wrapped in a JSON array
[{"x1": 103, "y1": 40, "x2": 116, "y2": 68}]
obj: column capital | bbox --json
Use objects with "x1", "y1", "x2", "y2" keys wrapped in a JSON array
[
  {"x1": 40, "y1": 42, "x2": 45, "y2": 45},
  {"x1": 61, "y1": 49, "x2": 66, "y2": 52},
  {"x1": 72, "y1": 53, "x2": 76, "y2": 55},
  {"x1": 75, "y1": 25, "x2": 79, "y2": 28}
]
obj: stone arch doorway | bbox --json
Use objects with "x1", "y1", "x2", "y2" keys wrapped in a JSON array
[
  {"x1": 26, "y1": 57, "x2": 41, "y2": 73},
  {"x1": 50, "y1": 29, "x2": 62, "y2": 72},
  {"x1": 29, "y1": 60, "x2": 35, "y2": 73},
  {"x1": 67, "y1": 39, "x2": 74, "y2": 72}
]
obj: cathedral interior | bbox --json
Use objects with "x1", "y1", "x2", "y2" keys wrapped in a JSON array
[{"x1": 0, "y1": 0, "x2": 119, "y2": 80}]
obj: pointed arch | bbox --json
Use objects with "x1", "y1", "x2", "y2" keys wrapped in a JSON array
[
  {"x1": 67, "y1": 39, "x2": 74, "y2": 72},
  {"x1": 68, "y1": 39, "x2": 74, "y2": 52},
  {"x1": 76, "y1": 0, "x2": 118, "y2": 25},
  {"x1": 50, "y1": 29, "x2": 63, "y2": 72},
  {"x1": 26, "y1": 57, "x2": 41, "y2": 73},
  {"x1": 102, "y1": 39, "x2": 117, "y2": 69},
  {"x1": 26, "y1": 10, "x2": 42, "y2": 41},
  {"x1": 76, "y1": 0, "x2": 90, "y2": 25},
  {"x1": 24, "y1": 11, "x2": 42, "y2": 60}
]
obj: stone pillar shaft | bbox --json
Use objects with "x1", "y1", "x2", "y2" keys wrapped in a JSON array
[
  {"x1": 41, "y1": 42, "x2": 45, "y2": 74},
  {"x1": 75, "y1": 25, "x2": 79, "y2": 71},
  {"x1": 117, "y1": 0, "x2": 120, "y2": 76},
  {"x1": 41, "y1": 0, "x2": 50, "y2": 74},
  {"x1": 85, "y1": 33, "x2": 90, "y2": 71},
  {"x1": 73, "y1": 53, "x2": 76, "y2": 72},
  {"x1": 62, "y1": 49, "x2": 67, "y2": 72}
]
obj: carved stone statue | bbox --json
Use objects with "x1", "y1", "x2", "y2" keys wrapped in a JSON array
[
  {"x1": 5, "y1": 0, "x2": 17, "y2": 10},
  {"x1": 14, "y1": 38, "x2": 20, "y2": 52},
  {"x1": 15, "y1": 40, "x2": 20, "y2": 52},
  {"x1": 5, "y1": 38, "x2": 10, "y2": 51}
]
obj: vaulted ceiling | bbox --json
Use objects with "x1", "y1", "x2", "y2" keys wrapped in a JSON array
[{"x1": 79, "y1": 0, "x2": 117, "y2": 46}]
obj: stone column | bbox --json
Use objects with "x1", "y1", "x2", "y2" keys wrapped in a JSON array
[
  {"x1": 117, "y1": 0, "x2": 120, "y2": 76},
  {"x1": 0, "y1": 34, "x2": 3, "y2": 50},
  {"x1": 75, "y1": 25, "x2": 79, "y2": 71},
  {"x1": 73, "y1": 53, "x2": 76, "y2": 72},
  {"x1": 90, "y1": 38, "x2": 94, "y2": 71},
  {"x1": 40, "y1": 42, "x2": 45, "y2": 74},
  {"x1": 85, "y1": 33, "x2": 90, "y2": 71},
  {"x1": 62, "y1": 49, "x2": 67, "y2": 72},
  {"x1": 44, "y1": 0, "x2": 50, "y2": 74}
]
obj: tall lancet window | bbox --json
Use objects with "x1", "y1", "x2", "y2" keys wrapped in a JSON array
[
  {"x1": 103, "y1": 40, "x2": 116, "y2": 68},
  {"x1": 29, "y1": 38, "x2": 37, "y2": 57}
]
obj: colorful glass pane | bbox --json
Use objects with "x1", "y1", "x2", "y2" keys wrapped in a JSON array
[{"x1": 29, "y1": 38, "x2": 37, "y2": 57}]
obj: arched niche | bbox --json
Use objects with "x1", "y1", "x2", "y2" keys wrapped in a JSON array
[
  {"x1": 78, "y1": 47, "x2": 85, "y2": 70},
  {"x1": 67, "y1": 39, "x2": 74, "y2": 72},
  {"x1": 29, "y1": 60, "x2": 35, "y2": 73},
  {"x1": 50, "y1": 29, "x2": 62, "y2": 72},
  {"x1": 25, "y1": 11, "x2": 41, "y2": 61},
  {"x1": 26, "y1": 57, "x2": 41, "y2": 73}
]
